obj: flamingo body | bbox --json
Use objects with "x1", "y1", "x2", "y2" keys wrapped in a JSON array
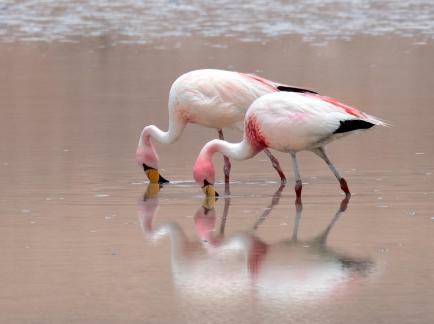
[
  {"x1": 193, "y1": 91, "x2": 386, "y2": 196},
  {"x1": 136, "y1": 69, "x2": 315, "y2": 184},
  {"x1": 168, "y1": 70, "x2": 273, "y2": 129},
  {"x1": 244, "y1": 92, "x2": 380, "y2": 152}
]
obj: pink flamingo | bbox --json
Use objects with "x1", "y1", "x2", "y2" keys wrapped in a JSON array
[
  {"x1": 136, "y1": 69, "x2": 316, "y2": 187},
  {"x1": 193, "y1": 91, "x2": 386, "y2": 197}
]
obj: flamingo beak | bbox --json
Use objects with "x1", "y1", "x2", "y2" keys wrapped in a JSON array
[
  {"x1": 143, "y1": 164, "x2": 170, "y2": 184},
  {"x1": 202, "y1": 195, "x2": 216, "y2": 210},
  {"x1": 201, "y1": 180, "x2": 219, "y2": 198},
  {"x1": 143, "y1": 183, "x2": 161, "y2": 200}
]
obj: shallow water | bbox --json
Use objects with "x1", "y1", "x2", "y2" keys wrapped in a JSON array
[
  {"x1": 1, "y1": 18, "x2": 434, "y2": 324},
  {"x1": 1, "y1": 0, "x2": 434, "y2": 44}
]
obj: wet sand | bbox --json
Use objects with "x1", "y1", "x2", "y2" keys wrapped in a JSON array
[{"x1": 1, "y1": 35, "x2": 434, "y2": 323}]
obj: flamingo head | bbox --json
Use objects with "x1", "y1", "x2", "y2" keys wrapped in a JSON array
[
  {"x1": 193, "y1": 154, "x2": 218, "y2": 197},
  {"x1": 136, "y1": 141, "x2": 169, "y2": 184}
]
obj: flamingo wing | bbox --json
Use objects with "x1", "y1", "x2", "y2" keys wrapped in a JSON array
[
  {"x1": 240, "y1": 72, "x2": 317, "y2": 94},
  {"x1": 276, "y1": 85, "x2": 318, "y2": 94},
  {"x1": 304, "y1": 94, "x2": 387, "y2": 128},
  {"x1": 333, "y1": 119, "x2": 374, "y2": 134},
  {"x1": 249, "y1": 92, "x2": 385, "y2": 151}
]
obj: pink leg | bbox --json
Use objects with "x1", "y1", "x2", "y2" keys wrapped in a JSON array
[
  {"x1": 340, "y1": 178, "x2": 350, "y2": 196},
  {"x1": 264, "y1": 149, "x2": 287, "y2": 184},
  {"x1": 312, "y1": 147, "x2": 351, "y2": 197},
  {"x1": 218, "y1": 130, "x2": 231, "y2": 194},
  {"x1": 290, "y1": 152, "x2": 303, "y2": 198}
]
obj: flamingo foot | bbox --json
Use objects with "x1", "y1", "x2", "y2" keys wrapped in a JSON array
[
  {"x1": 339, "y1": 178, "x2": 351, "y2": 196},
  {"x1": 295, "y1": 180, "x2": 302, "y2": 198}
]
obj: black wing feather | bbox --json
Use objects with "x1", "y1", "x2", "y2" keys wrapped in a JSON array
[
  {"x1": 277, "y1": 85, "x2": 317, "y2": 94},
  {"x1": 334, "y1": 120, "x2": 375, "y2": 134}
]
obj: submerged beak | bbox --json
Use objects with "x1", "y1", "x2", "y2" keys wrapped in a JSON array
[
  {"x1": 201, "y1": 180, "x2": 219, "y2": 197},
  {"x1": 143, "y1": 164, "x2": 169, "y2": 184},
  {"x1": 143, "y1": 183, "x2": 161, "y2": 200},
  {"x1": 145, "y1": 168, "x2": 160, "y2": 184},
  {"x1": 202, "y1": 195, "x2": 217, "y2": 210}
]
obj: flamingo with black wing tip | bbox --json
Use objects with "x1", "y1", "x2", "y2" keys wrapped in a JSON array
[
  {"x1": 136, "y1": 69, "x2": 317, "y2": 188},
  {"x1": 193, "y1": 91, "x2": 387, "y2": 197}
]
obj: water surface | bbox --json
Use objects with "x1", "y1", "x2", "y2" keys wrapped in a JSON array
[
  {"x1": 0, "y1": 9, "x2": 434, "y2": 324},
  {"x1": 1, "y1": 0, "x2": 434, "y2": 44}
]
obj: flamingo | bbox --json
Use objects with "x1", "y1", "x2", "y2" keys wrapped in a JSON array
[
  {"x1": 136, "y1": 69, "x2": 317, "y2": 188},
  {"x1": 193, "y1": 91, "x2": 387, "y2": 197}
]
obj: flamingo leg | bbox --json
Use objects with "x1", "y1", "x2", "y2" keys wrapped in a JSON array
[
  {"x1": 218, "y1": 130, "x2": 231, "y2": 194},
  {"x1": 312, "y1": 147, "x2": 351, "y2": 196},
  {"x1": 264, "y1": 149, "x2": 287, "y2": 185},
  {"x1": 290, "y1": 152, "x2": 303, "y2": 198}
]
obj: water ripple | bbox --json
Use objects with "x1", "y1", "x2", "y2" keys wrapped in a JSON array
[{"x1": 1, "y1": 1, "x2": 434, "y2": 45}]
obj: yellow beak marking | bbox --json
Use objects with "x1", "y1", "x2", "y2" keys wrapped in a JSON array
[
  {"x1": 202, "y1": 184, "x2": 217, "y2": 197},
  {"x1": 202, "y1": 195, "x2": 216, "y2": 210},
  {"x1": 145, "y1": 183, "x2": 161, "y2": 198},
  {"x1": 146, "y1": 168, "x2": 160, "y2": 184}
]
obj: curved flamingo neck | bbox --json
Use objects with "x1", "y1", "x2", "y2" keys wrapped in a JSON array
[
  {"x1": 202, "y1": 139, "x2": 257, "y2": 161},
  {"x1": 194, "y1": 139, "x2": 258, "y2": 185},
  {"x1": 139, "y1": 125, "x2": 173, "y2": 147},
  {"x1": 137, "y1": 122, "x2": 185, "y2": 168}
]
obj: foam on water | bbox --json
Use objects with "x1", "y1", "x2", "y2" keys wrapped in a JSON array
[{"x1": 1, "y1": 0, "x2": 434, "y2": 45}]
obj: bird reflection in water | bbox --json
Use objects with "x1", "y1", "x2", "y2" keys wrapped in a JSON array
[{"x1": 137, "y1": 184, "x2": 374, "y2": 303}]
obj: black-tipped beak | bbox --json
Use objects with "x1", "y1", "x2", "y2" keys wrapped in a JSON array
[
  {"x1": 142, "y1": 163, "x2": 152, "y2": 171},
  {"x1": 158, "y1": 174, "x2": 170, "y2": 184},
  {"x1": 143, "y1": 164, "x2": 170, "y2": 184}
]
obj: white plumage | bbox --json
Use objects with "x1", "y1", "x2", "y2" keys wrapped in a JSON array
[
  {"x1": 246, "y1": 92, "x2": 385, "y2": 151},
  {"x1": 193, "y1": 91, "x2": 386, "y2": 197},
  {"x1": 136, "y1": 69, "x2": 315, "y2": 185}
]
